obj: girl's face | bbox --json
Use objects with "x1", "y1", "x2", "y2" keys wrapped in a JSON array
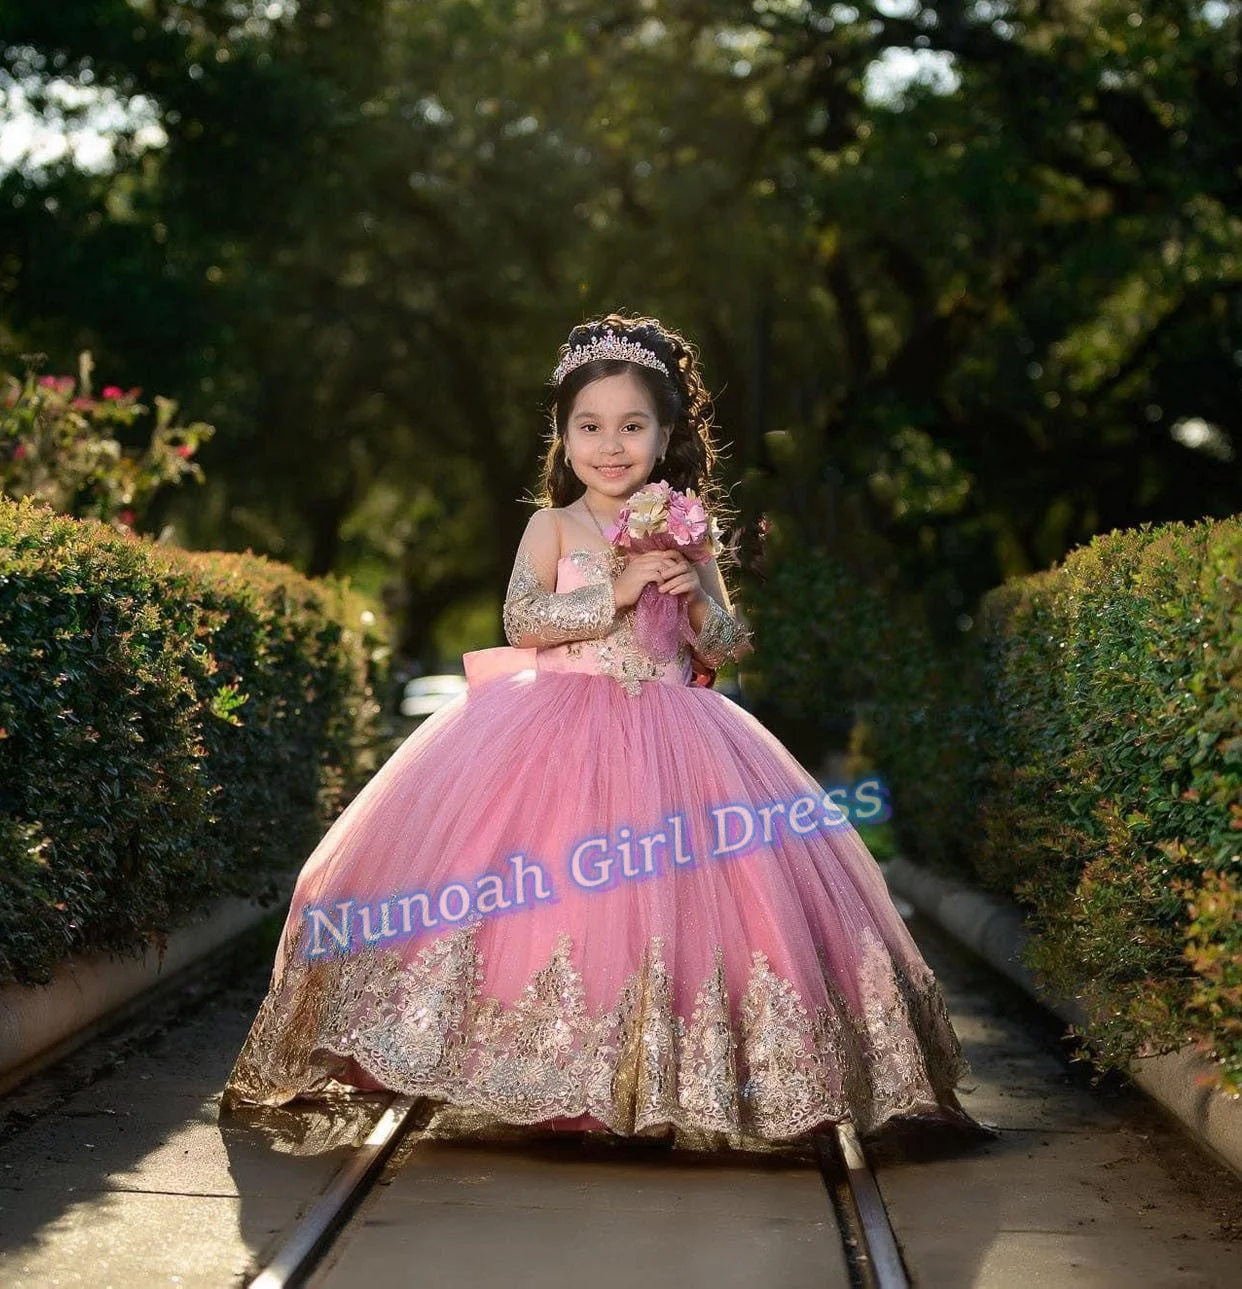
[{"x1": 564, "y1": 370, "x2": 670, "y2": 503}]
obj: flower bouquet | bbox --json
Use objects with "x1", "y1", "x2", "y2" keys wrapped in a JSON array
[{"x1": 604, "y1": 480, "x2": 723, "y2": 664}]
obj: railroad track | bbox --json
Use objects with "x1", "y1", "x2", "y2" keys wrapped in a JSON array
[{"x1": 247, "y1": 1098, "x2": 910, "y2": 1289}]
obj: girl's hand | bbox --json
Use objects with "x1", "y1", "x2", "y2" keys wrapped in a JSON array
[
  {"x1": 651, "y1": 549, "x2": 706, "y2": 603},
  {"x1": 612, "y1": 550, "x2": 704, "y2": 611}
]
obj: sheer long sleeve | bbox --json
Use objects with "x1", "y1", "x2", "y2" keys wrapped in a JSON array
[
  {"x1": 687, "y1": 596, "x2": 753, "y2": 667},
  {"x1": 502, "y1": 510, "x2": 618, "y2": 649},
  {"x1": 686, "y1": 557, "x2": 754, "y2": 668}
]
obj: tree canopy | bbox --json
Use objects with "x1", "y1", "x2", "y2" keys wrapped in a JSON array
[{"x1": 2, "y1": 0, "x2": 1239, "y2": 660}]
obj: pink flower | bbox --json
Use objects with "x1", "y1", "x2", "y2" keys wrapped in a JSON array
[
  {"x1": 117, "y1": 508, "x2": 135, "y2": 526},
  {"x1": 665, "y1": 488, "x2": 706, "y2": 546},
  {"x1": 13, "y1": 443, "x2": 27, "y2": 460},
  {"x1": 72, "y1": 397, "x2": 96, "y2": 410},
  {"x1": 101, "y1": 385, "x2": 125, "y2": 400},
  {"x1": 38, "y1": 375, "x2": 74, "y2": 393},
  {"x1": 680, "y1": 496, "x2": 709, "y2": 544},
  {"x1": 176, "y1": 444, "x2": 193, "y2": 458}
]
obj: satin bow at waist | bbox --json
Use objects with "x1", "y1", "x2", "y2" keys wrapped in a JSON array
[{"x1": 462, "y1": 645, "x2": 539, "y2": 690}]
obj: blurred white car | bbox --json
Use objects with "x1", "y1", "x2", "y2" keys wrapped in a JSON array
[{"x1": 400, "y1": 673, "x2": 468, "y2": 719}]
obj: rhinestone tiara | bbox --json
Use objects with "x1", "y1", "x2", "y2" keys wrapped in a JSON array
[{"x1": 551, "y1": 330, "x2": 672, "y2": 386}]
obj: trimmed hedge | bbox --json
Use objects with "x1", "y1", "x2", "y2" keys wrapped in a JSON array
[
  {"x1": 970, "y1": 516, "x2": 1241, "y2": 1089},
  {"x1": 749, "y1": 513, "x2": 1242, "y2": 1092},
  {"x1": 0, "y1": 495, "x2": 388, "y2": 986}
]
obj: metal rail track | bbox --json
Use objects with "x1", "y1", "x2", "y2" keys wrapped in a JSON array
[
  {"x1": 247, "y1": 1094, "x2": 420, "y2": 1289},
  {"x1": 816, "y1": 1122, "x2": 911, "y2": 1289},
  {"x1": 247, "y1": 1104, "x2": 909, "y2": 1289}
]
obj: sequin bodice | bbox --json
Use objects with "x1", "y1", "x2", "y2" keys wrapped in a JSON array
[{"x1": 537, "y1": 547, "x2": 694, "y2": 696}]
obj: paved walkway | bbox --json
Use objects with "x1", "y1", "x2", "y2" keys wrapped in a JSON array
[
  {"x1": 0, "y1": 923, "x2": 389, "y2": 1287},
  {"x1": 871, "y1": 916, "x2": 1242, "y2": 1287},
  {"x1": 308, "y1": 1135, "x2": 848, "y2": 1288}
]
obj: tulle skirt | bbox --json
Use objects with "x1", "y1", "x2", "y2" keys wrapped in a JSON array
[{"x1": 222, "y1": 666, "x2": 972, "y2": 1148}]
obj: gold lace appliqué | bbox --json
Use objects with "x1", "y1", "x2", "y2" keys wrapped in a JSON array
[
  {"x1": 222, "y1": 917, "x2": 970, "y2": 1146},
  {"x1": 565, "y1": 547, "x2": 626, "y2": 580}
]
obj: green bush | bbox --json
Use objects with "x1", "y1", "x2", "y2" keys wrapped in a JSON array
[
  {"x1": 0, "y1": 494, "x2": 389, "y2": 986},
  {"x1": 970, "y1": 517, "x2": 1242, "y2": 1088},
  {"x1": 749, "y1": 514, "x2": 1242, "y2": 1092},
  {"x1": 746, "y1": 540, "x2": 979, "y2": 875}
]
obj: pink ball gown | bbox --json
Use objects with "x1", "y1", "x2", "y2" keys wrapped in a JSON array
[{"x1": 222, "y1": 543, "x2": 974, "y2": 1149}]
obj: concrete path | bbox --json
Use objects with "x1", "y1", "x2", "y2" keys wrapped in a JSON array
[
  {"x1": 0, "y1": 918, "x2": 390, "y2": 1288},
  {"x1": 872, "y1": 915, "x2": 1242, "y2": 1287},
  {"x1": 308, "y1": 1135, "x2": 847, "y2": 1289}
]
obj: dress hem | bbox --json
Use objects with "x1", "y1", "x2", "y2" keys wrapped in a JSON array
[{"x1": 220, "y1": 919, "x2": 978, "y2": 1148}]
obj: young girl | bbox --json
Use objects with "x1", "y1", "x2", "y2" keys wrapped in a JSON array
[{"x1": 222, "y1": 311, "x2": 975, "y2": 1150}]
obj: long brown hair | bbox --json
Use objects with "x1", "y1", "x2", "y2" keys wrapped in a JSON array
[{"x1": 532, "y1": 310, "x2": 738, "y2": 566}]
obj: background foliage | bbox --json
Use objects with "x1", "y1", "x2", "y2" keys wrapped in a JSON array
[
  {"x1": 2, "y1": 348, "x2": 214, "y2": 530},
  {"x1": 1, "y1": 0, "x2": 1238, "y2": 664}
]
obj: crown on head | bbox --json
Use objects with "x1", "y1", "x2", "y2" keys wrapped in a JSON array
[{"x1": 551, "y1": 328, "x2": 672, "y2": 386}]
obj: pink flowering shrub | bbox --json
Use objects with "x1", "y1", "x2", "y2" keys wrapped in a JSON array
[{"x1": 1, "y1": 351, "x2": 214, "y2": 532}]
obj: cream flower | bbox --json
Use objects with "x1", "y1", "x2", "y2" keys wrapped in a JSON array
[{"x1": 626, "y1": 485, "x2": 670, "y2": 538}]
